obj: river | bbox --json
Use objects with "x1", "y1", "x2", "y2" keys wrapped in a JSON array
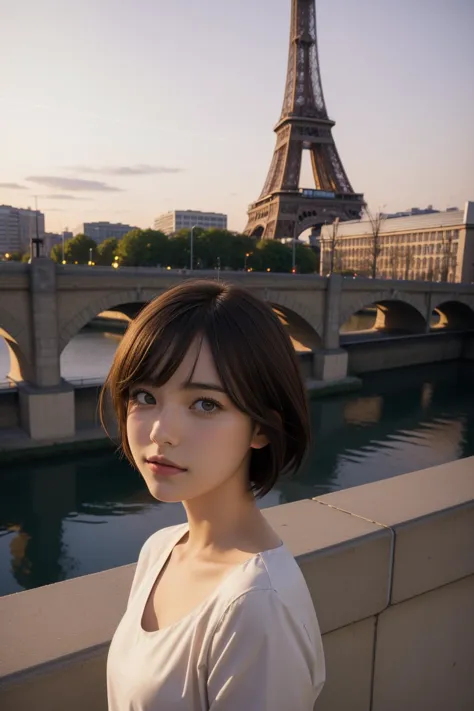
[{"x1": 1, "y1": 324, "x2": 473, "y2": 596}]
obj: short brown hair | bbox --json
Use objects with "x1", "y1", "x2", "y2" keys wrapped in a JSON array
[{"x1": 99, "y1": 278, "x2": 311, "y2": 499}]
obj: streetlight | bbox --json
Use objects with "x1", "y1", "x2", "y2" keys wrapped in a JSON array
[
  {"x1": 190, "y1": 225, "x2": 198, "y2": 271},
  {"x1": 292, "y1": 222, "x2": 298, "y2": 273},
  {"x1": 88, "y1": 247, "x2": 94, "y2": 266},
  {"x1": 244, "y1": 252, "x2": 252, "y2": 271},
  {"x1": 30, "y1": 196, "x2": 44, "y2": 259}
]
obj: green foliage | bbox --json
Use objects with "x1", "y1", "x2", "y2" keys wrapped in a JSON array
[
  {"x1": 51, "y1": 234, "x2": 97, "y2": 264},
  {"x1": 167, "y1": 234, "x2": 190, "y2": 268},
  {"x1": 96, "y1": 238, "x2": 119, "y2": 266},
  {"x1": 294, "y1": 243, "x2": 319, "y2": 274},
  {"x1": 8, "y1": 251, "x2": 25, "y2": 262},
  {"x1": 116, "y1": 229, "x2": 168, "y2": 267},
  {"x1": 251, "y1": 240, "x2": 292, "y2": 272},
  {"x1": 46, "y1": 226, "x2": 319, "y2": 273}
]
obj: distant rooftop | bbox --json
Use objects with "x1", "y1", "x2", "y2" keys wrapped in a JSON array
[{"x1": 327, "y1": 201, "x2": 473, "y2": 238}]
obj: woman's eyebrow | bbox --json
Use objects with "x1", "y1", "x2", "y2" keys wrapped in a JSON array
[{"x1": 181, "y1": 381, "x2": 227, "y2": 394}]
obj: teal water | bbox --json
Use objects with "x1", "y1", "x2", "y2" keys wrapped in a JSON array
[{"x1": 1, "y1": 360, "x2": 473, "y2": 596}]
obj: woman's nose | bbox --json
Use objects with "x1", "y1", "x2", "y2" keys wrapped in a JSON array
[{"x1": 149, "y1": 406, "x2": 180, "y2": 447}]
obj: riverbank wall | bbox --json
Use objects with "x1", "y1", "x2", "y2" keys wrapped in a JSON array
[
  {"x1": 345, "y1": 330, "x2": 474, "y2": 374},
  {"x1": 1, "y1": 457, "x2": 473, "y2": 711}
]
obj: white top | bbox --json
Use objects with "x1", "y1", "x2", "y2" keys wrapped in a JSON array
[{"x1": 107, "y1": 523, "x2": 325, "y2": 711}]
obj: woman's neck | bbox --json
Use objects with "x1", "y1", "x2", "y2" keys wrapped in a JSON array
[{"x1": 180, "y1": 471, "x2": 278, "y2": 558}]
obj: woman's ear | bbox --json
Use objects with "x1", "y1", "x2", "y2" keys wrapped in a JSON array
[
  {"x1": 250, "y1": 427, "x2": 269, "y2": 450},
  {"x1": 250, "y1": 410, "x2": 282, "y2": 450}
]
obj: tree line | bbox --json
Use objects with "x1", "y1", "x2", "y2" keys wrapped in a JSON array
[{"x1": 47, "y1": 228, "x2": 319, "y2": 273}]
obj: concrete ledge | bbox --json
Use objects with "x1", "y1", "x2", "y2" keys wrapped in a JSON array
[
  {"x1": 372, "y1": 574, "x2": 474, "y2": 711},
  {"x1": 1, "y1": 565, "x2": 135, "y2": 683},
  {"x1": 1, "y1": 457, "x2": 473, "y2": 711},
  {"x1": 263, "y1": 499, "x2": 392, "y2": 633},
  {"x1": 0, "y1": 427, "x2": 116, "y2": 463},
  {"x1": 318, "y1": 617, "x2": 376, "y2": 711},
  {"x1": 315, "y1": 457, "x2": 474, "y2": 603},
  {"x1": 307, "y1": 375, "x2": 362, "y2": 399}
]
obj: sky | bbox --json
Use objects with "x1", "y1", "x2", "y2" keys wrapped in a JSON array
[{"x1": 1, "y1": 0, "x2": 473, "y2": 234}]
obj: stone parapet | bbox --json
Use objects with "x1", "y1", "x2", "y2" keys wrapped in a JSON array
[{"x1": 0, "y1": 458, "x2": 473, "y2": 711}]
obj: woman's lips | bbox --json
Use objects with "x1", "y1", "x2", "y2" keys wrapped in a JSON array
[{"x1": 146, "y1": 461, "x2": 187, "y2": 477}]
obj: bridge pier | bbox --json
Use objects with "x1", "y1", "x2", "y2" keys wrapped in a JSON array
[
  {"x1": 18, "y1": 259, "x2": 75, "y2": 440},
  {"x1": 314, "y1": 274, "x2": 349, "y2": 381}
]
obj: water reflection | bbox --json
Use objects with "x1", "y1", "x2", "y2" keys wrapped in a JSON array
[{"x1": 1, "y1": 361, "x2": 473, "y2": 596}]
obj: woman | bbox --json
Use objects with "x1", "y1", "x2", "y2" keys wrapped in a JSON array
[{"x1": 101, "y1": 278, "x2": 325, "y2": 710}]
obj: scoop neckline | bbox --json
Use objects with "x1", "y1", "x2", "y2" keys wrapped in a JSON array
[{"x1": 139, "y1": 523, "x2": 285, "y2": 637}]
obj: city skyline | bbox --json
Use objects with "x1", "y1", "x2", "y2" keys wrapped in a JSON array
[{"x1": 1, "y1": 0, "x2": 473, "y2": 234}]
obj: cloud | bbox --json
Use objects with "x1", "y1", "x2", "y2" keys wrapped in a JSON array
[
  {"x1": 0, "y1": 182, "x2": 27, "y2": 189},
  {"x1": 66, "y1": 164, "x2": 184, "y2": 176},
  {"x1": 41, "y1": 194, "x2": 92, "y2": 201},
  {"x1": 26, "y1": 176, "x2": 123, "y2": 192}
]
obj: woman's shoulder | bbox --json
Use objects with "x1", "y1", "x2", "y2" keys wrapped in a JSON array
[
  {"x1": 142, "y1": 522, "x2": 187, "y2": 553},
  {"x1": 216, "y1": 544, "x2": 319, "y2": 638},
  {"x1": 136, "y1": 522, "x2": 187, "y2": 569}
]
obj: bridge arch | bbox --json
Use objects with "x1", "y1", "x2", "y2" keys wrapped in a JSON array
[
  {"x1": 340, "y1": 293, "x2": 427, "y2": 334},
  {"x1": 58, "y1": 290, "x2": 159, "y2": 355},
  {"x1": 431, "y1": 300, "x2": 474, "y2": 330},
  {"x1": 270, "y1": 303, "x2": 322, "y2": 350},
  {"x1": 0, "y1": 307, "x2": 33, "y2": 382},
  {"x1": 262, "y1": 288, "x2": 323, "y2": 348},
  {"x1": 250, "y1": 225, "x2": 265, "y2": 238},
  {"x1": 58, "y1": 287, "x2": 323, "y2": 358}
]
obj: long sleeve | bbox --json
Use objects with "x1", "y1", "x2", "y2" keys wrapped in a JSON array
[{"x1": 206, "y1": 588, "x2": 325, "y2": 710}]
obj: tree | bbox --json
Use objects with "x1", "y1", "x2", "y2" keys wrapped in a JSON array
[
  {"x1": 96, "y1": 238, "x2": 119, "y2": 266},
  {"x1": 254, "y1": 239, "x2": 290, "y2": 272},
  {"x1": 365, "y1": 207, "x2": 386, "y2": 278},
  {"x1": 328, "y1": 218, "x2": 340, "y2": 274},
  {"x1": 168, "y1": 233, "x2": 190, "y2": 268},
  {"x1": 294, "y1": 242, "x2": 319, "y2": 274},
  {"x1": 389, "y1": 246, "x2": 403, "y2": 279},
  {"x1": 403, "y1": 246, "x2": 414, "y2": 280},
  {"x1": 440, "y1": 231, "x2": 457, "y2": 282},
  {"x1": 7, "y1": 251, "x2": 25, "y2": 262},
  {"x1": 116, "y1": 229, "x2": 169, "y2": 267},
  {"x1": 51, "y1": 234, "x2": 98, "y2": 264}
]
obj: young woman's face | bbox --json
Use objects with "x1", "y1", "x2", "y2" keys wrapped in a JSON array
[{"x1": 126, "y1": 337, "x2": 268, "y2": 503}]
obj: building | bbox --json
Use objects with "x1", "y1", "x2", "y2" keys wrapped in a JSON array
[
  {"x1": 44, "y1": 230, "x2": 74, "y2": 257},
  {"x1": 0, "y1": 205, "x2": 45, "y2": 256},
  {"x1": 154, "y1": 210, "x2": 227, "y2": 235},
  {"x1": 384, "y1": 205, "x2": 443, "y2": 220},
  {"x1": 75, "y1": 222, "x2": 137, "y2": 244},
  {"x1": 320, "y1": 201, "x2": 474, "y2": 283}
]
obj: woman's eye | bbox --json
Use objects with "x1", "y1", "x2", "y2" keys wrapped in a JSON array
[
  {"x1": 131, "y1": 390, "x2": 155, "y2": 406},
  {"x1": 193, "y1": 398, "x2": 221, "y2": 415}
]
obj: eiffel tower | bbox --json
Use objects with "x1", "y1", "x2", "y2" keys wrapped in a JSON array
[{"x1": 245, "y1": 0, "x2": 364, "y2": 241}]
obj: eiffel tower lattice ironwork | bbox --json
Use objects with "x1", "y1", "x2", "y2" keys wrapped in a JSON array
[{"x1": 244, "y1": 0, "x2": 364, "y2": 241}]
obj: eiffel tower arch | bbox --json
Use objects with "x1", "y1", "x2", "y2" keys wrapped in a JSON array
[{"x1": 245, "y1": 0, "x2": 364, "y2": 241}]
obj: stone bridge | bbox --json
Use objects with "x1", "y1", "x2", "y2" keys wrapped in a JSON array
[{"x1": 1, "y1": 259, "x2": 474, "y2": 439}]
